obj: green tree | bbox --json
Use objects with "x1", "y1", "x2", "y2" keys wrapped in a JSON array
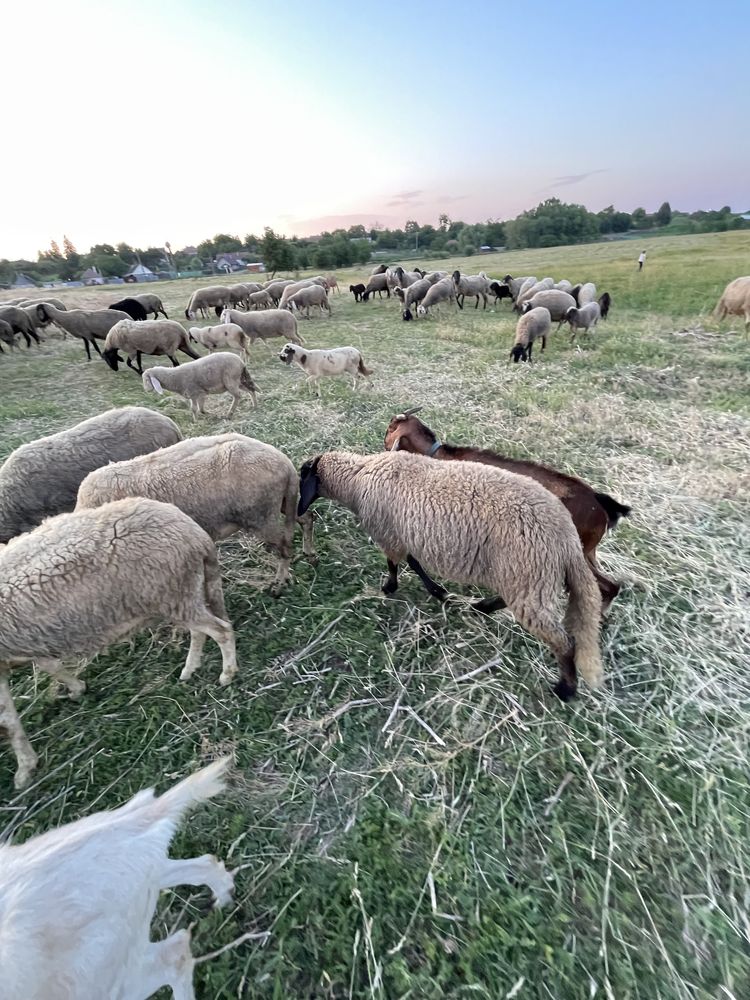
[
  {"x1": 116, "y1": 242, "x2": 137, "y2": 264},
  {"x1": 631, "y1": 207, "x2": 650, "y2": 229},
  {"x1": 656, "y1": 201, "x2": 672, "y2": 227},
  {"x1": 212, "y1": 233, "x2": 243, "y2": 254},
  {"x1": 60, "y1": 234, "x2": 82, "y2": 280},
  {"x1": 438, "y1": 213, "x2": 451, "y2": 231},
  {"x1": 261, "y1": 227, "x2": 294, "y2": 275},
  {"x1": 0, "y1": 260, "x2": 16, "y2": 286}
]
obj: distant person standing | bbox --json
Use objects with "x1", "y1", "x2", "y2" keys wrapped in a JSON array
[{"x1": 638, "y1": 249, "x2": 646, "y2": 271}]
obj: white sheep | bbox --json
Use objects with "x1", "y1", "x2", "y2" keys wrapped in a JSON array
[
  {"x1": 565, "y1": 302, "x2": 601, "y2": 342},
  {"x1": 248, "y1": 289, "x2": 273, "y2": 309},
  {"x1": 278, "y1": 277, "x2": 327, "y2": 310},
  {"x1": 521, "y1": 289, "x2": 577, "y2": 325},
  {"x1": 184, "y1": 285, "x2": 232, "y2": 320},
  {"x1": 278, "y1": 343, "x2": 373, "y2": 396},
  {"x1": 515, "y1": 278, "x2": 555, "y2": 311},
  {"x1": 0, "y1": 497, "x2": 239, "y2": 788},
  {"x1": 417, "y1": 276, "x2": 457, "y2": 317},
  {"x1": 102, "y1": 319, "x2": 200, "y2": 374},
  {"x1": 287, "y1": 284, "x2": 332, "y2": 319},
  {"x1": 576, "y1": 282, "x2": 597, "y2": 306},
  {"x1": 188, "y1": 323, "x2": 248, "y2": 357},
  {"x1": 0, "y1": 757, "x2": 234, "y2": 999},
  {"x1": 452, "y1": 270, "x2": 491, "y2": 310},
  {"x1": 713, "y1": 276, "x2": 750, "y2": 334},
  {"x1": 511, "y1": 306, "x2": 552, "y2": 362},
  {"x1": 142, "y1": 352, "x2": 258, "y2": 419},
  {"x1": 219, "y1": 307, "x2": 303, "y2": 347}
]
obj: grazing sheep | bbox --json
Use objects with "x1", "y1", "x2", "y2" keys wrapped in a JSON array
[
  {"x1": 0, "y1": 318, "x2": 18, "y2": 352},
  {"x1": 511, "y1": 306, "x2": 551, "y2": 362},
  {"x1": 363, "y1": 273, "x2": 390, "y2": 301},
  {"x1": 143, "y1": 353, "x2": 257, "y2": 419},
  {"x1": 324, "y1": 274, "x2": 340, "y2": 294},
  {"x1": 565, "y1": 302, "x2": 601, "y2": 342},
  {"x1": 185, "y1": 285, "x2": 231, "y2": 320},
  {"x1": 521, "y1": 289, "x2": 577, "y2": 325},
  {"x1": 555, "y1": 280, "x2": 573, "y2": 292},
  {"x1": 0, "y1": 498, "x2": 238, "y2": 788},
  {"x1": 219, "y1": 307, "x2": 303, "y2": 347},
  {"x1": 226, "y1": 283, "x2": 251, "y2": 309},
  {"x1": 287, "y1": 284, "x2": 332, "y2": 319},
  {"x1": 278, "y1": 278, "x2": 327, "y2": 311},
  {"x1": 188, "y1": 323, "x2": 248, "y2": 357},
  {"x1": 349, "y1": 283, "x2": 366, "y2": 302},
  {"x1": 108, "y1": 297, "x2": 149, "y2": 321},
  {"x1": 384, "y1": 410, "x2": 630, "y2": 609},
  {"x1": 577, "y1": 282, "x2": 597, "y2": 306},
  {"x1": 77, "y1": 433, "x2": 315, "y2": 592},
  {"x1": 488, "y1": 281, "x2": 513, "y2": 304},
  {"x1": 392, "y1": 266, "x2": 423, "y2": 289},
  {"x1": 298, "y1": 450, "x2": 604, "y2": 700},
  {"x1": 515, "y1": 278, "x2": 555, "y2": 311},
  {"x1": 598, "y1": 291, "x2": 612, "y2": 319},
  {"x1": 249, "y1": 289, "x2": 273, "y2": 309},
  {"x1": 452, "y1": 270, "x2": 491, "y2": 310},
  {"x1": 102, "y1": 319, "x2": 200, "y2": 374},
  {"x1": 131, "y1": 291, "x2": 169, "y2": 318},
  {"x1": 0, "y1": 758, "x2": 234, "y2": 998},
  {"x1": 417, "y1": 276, "x2": 458, "y2": 317},
  {"x1": 263, "y1": 279, "x2": 297, "y2": 304},
  {"x1": 423, "y1": 270, "x2": 449, "y2": 285},
  {"x1": 0, "y1": 406, "x2": 181, "y2": 543},
  {"x1": 397, "y1": 277, "x2": 432, "y2": 320},
  {"x1": 0, "y1": 304, "x2": 41, "y2": 348},
  {"x1": 714, "y1": 276, "x2": 750, "y2": 334},
  {"x1": 278, "y1": 343, "x2": 373, "y2": 396},
  {"x1": 34, "y1": 303, "x2": 131, "y2": 359},
  {"x1": 371, "y1": 263, "x2": 388, "y2": 275},
  {"x1": 15, "y1": 296, "x2": 67, "y2": 311},
  {"x1": 502, "y1": 275, "x2": 536, "y2": 301}
]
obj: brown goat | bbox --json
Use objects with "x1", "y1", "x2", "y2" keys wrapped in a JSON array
[{"x1": 384, "y1": 410, "x2": 630, "y2": 609}]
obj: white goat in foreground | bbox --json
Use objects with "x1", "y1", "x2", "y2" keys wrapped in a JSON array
[{"x1": 0, "y1": 757, "x2": 234, "y2": 1000}]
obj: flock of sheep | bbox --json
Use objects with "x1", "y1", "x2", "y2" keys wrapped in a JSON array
[{"x1": 0, "y1": 264, "x2": 748, "y2": 998}]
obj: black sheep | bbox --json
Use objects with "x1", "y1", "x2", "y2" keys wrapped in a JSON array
[{"x1": 109, "y1": 298, "x2": 148, "y2": 322}]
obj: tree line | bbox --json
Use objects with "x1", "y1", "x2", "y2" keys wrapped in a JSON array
[{"x1": 1, "y1": 200, "x2": 746, "y2": 287}]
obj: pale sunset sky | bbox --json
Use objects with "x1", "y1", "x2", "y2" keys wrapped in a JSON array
[{"x1": 3, "y1": 0, "x2": 747, "y2": 258}]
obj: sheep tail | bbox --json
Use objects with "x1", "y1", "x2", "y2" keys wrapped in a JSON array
[
  {"x1": 564, "y1": 553, "x2": 603, "y2": 688},
  {"x1": 358, "y1": 358, "x2": 373, "y2": 376},
  {"x1": 180, "y1": 336, "x2": 201, "y2": 360},
  {"x1": 593, "y1": 492, "x2": 631, "y2": 529},
  {"x1": 713, "y1": 298, "x2": 726, "y2": 320},
  {"x1": 240, "y1": 367, "x2": 257, "y2": 391},
  {"x1": 150, "y1": 757, "x2": 231, "y2": 821}
]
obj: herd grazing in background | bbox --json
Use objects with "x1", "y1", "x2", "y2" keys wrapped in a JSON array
[{"x1": 0, "y1": 255, "x2": 747, "y2": 997}]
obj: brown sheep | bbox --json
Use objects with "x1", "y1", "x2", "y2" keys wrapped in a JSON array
[{"x1": 714, "y1": 276, "x2": 750, "y2": 334}]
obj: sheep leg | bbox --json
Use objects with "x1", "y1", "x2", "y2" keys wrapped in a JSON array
[
  {"x1": 135, "y1": 930, "x2": 195, "y2": 1000},
  {"x1": 406, "y1": 555, "x2": 448, "y2": 602},
  {"x1": 474, "y1": 295, "x2": 479, "y2": 310},
  {"x1": 472, "y1": 595, "x2": 507, "y2": 613},
  {"x1": 158, "y1": 854, "x2": 234, "y2": 907},
  {"x1": 225, "y1": 390, "x2": 241, "y2": 417},
  {"x1": 126, "y1": 356, "x2": 141, "y2": 375},
  {"x1": 382, "y1": 559, "x2": 400, "y2": 595},
  {"x1": 182, "y1": 615, "x2": 237, "y2": 686},
  {"x1": 508, "y1": 604, "x2": 577, "y2": 701},
  {"x1": 83, "y1": 337, "x2": 93, "y2": 360},
  {"x1": 587, "y1": 555, "x2": 621, "y2": 612},
  {"x1": 90, "y1": 338, "x2": 102, "y2": 356},
  {"x1": 0, "y1": 674, "x2": 38, "y2": 790},
  {"x1": 168, "y1": 355, "x2": 180, "y2": 366},
  {"x1": 298, "y1": 510, "x2": 316, "y2": 560},
  {"x1": 456, "y1": 295, "x2": 464, "y2": 311},
  {"x1": 35, "y1": 657, "x2": 86, "y2": 698}
]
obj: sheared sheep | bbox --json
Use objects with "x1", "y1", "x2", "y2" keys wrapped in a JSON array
[
  {"x1": 287, "y1": 284, "x2": 332, "y2": 319},
  {"x1": 185, "y1": 285, "x2": 231, "y2": 320},
  {"x1": 102, "y1": 318, "x2": 200, "y2": 374},
  {"x1": 0, "y1": 758, "x2": 234, "y2": 997},
  {"x1": 34, "y1": 303, "x2": 131, "y2": 359},
  {"x1": 511, "y1": 306, "x2": 551, "y2": 362},
  {"x1": 189, "y1": 323, "x2": 248, "y2": 357},
  {"x1": 392, "y1": 266, "x2": 423, "y2": 289},
  {"x1": 131, "y1": 291, "x2": 169, "y2": 318},
  {"x1": 598, "y1": 291, "x2": 612, "y2": 319},
  {"x1": 77, "y1": 433, "x2": 315, "y2": 592},
  {"x1": 384, "y1": 410, "x2": 630, "y2": 609},
  {"x1": 714, "y1": 275, "x2": 750, "y2": 334},
  {"x1": 417, "y1": 276, "x2": 457, "y2": 317},
  {"x1": 363, "y1": 273, "x2": 390, "y2": 300},
  {"x1": 298, "y1": 450, "x2": 604, "y2": 700},
  {"x1": 219, "y1": 307, "x2": 303, "y2": 347},
  {"x1": 521, "y1": 289, "x2": 577, "y2": 325},
  {"x1": 565, "y1": 302, "x2": 601, "y2": 342},
  {"x1": 0, "y1": 497, "x2": 239, "y2": 788},
  {"x1": 0, "y1": 304, "x2": 41, "y2": 348},
  {"x1": 452, "y1": 270, "x2": 490, "y2": 310},
  {"x1": 108, "y1": 297, "x2": 148, "y2": 321},
  {"x1": 349, "y1": 283, "x2": 366, "y2": 302},
  {"x1": 278, "y1": 343, "x2": 373, "y2": 396},
  {"x1": 143, "y1": 352, "x2": 258, "y2": 419},
  {"x1": 0, "y1": 406, "x2": 182, "y2": 543}
]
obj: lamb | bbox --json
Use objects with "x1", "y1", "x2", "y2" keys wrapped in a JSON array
[
  {"x1": 0, "y1": 406, "x2": 182, "y2": 543},
  {"x1": 514, "y1": 278, "x2": 555, "y2": 311},
  {"x1": 714, "y1": 276, "x2": 750, "y2": 334},
  {"x1": 362, "y1": 273, "x2": 390, "y2": 301},
  {"x1": 0, "y1": 318, "x2": 17, "y2": 352},
  {"x1": 576, "y1": 282, "x2": 597, "y2": 306},
  {"x1": 0, "y1": 758, "x2": 234, "y2": 999},
  {"x1": 278, "y1": 343, "x2": 373, "y2": 396},
  {"x1": 511, "y1": 306, "x2": 551, "y2": 362},
  {"x1": 142, "y1": 352, "x2": 258, "y2": 419},
  {"x1": 324, "y1": 274, "x2": 339, "y2": 294},
  {"x1": 219, "y1": 307, "x2": 303, "y2": 347},
  {"x1": 397, "y1": 277, "x2": 432, "y2": 320},
  {"x1": 417, "y1": 276, "x2": 458, "y2": 317},
  {"x1": 34, "y1": 303, "x2": 131, "y2": 359},
  {"x1": 287, "y1": 284, "x2": 332, "y2": 319},
  {"x1": 521, "y1": 289, "x2": 577, "y2": 325},
  {"x1": 131, "y1": 291, "x2": 169, "y2": 318},
  {"x1": 565, "y1": 302, "x2": 601, "y2": 342},
  {"x1": 102, "y1": 318, "x2": 200, "y2": 374},
  {"x1": 77, "y1": 433, "x2": 315, "y2": 591},
  {"x1": 108, "y1": 297, "x2": 149, "y2": 321},
  {"x1": 249, "y1": 289, "x2": 273, "y2": 309},
  {"x1": 488, "y1": 281, "x2": 512, "y2": 304},
  {"x1": 185, "y1": 285, "x2": 231, "y2": 320},
  {"x1": 0, "y1": 497, "x2": 239, "y2": 788},
  {"x1": 349, "y1": 283, "x2": 366, "y2": 302},
  {"x1": 278, "y1": 278, "x2": 327, "y2": 311},
  {"x1": 384, "y1": 409, "x2": 630, "y2": 609},
  {"x1": 298, "y1": 450, "x2": 604, "y2": 700},
  {"x1": 0, "y1": 304, "x2": 41, "y2": 348},
  {"x1": 188, "y1": 322, "x2": 248, "y2": 357},
  {"x1": 598, "y1": 292, "x2": 612, "y2": 319},
  {"x1": 452, "y1": 270, "x2": 491, "y2": 310}
]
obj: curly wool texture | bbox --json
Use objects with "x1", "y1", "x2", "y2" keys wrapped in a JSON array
[{"x1": 0, "y1": 407, "x2": 182, "y2": 543}]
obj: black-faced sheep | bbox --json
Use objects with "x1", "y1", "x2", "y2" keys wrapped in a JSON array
[
  {"x1": 349, "y1": 283, "x2": 366, "y2": 302},
  {"x1": 102, "y1": 319, "x2": 201, "y2": 374},
  {"x1": 511, "y1": 306, "x2": 551, "y2": 362},
  {"x1": 109, "y1": 297, "x2": 149, "y2": 321}
]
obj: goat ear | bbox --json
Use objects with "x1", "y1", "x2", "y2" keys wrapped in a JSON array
[
  {"x1": 390, "y1": 437, "x2": 401, "y2": 451},
  {"x1": 298, "y1": 458, "x2": 321, "y2": 515}
]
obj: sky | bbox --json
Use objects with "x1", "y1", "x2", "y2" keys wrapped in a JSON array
[{"x1": 3, "y1": 0, "x2": 748, "y2": 259}]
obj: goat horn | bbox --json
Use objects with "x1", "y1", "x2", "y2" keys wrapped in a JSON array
[{"x1": 402, "y1": 405, "x2": 422, "y2": 416}]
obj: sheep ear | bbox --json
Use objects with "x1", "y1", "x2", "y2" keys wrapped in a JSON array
[
  {"x1": 298, "y1": 459, "x2": 321, "y2": 515},
  {"x1": 150, "y1": 375, "x2": 164, "y2": 394}
]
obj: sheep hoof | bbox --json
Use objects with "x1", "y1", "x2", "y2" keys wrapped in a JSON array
[
  {"x1": 381, "y1": 579, "x2": 398, "y2": 596},
  {"x1": 472, "y1": 596, "x2": 507, "y2": 614},
  {"x1": 552, "y1": 680, "x2": 577, "y2": 702}
]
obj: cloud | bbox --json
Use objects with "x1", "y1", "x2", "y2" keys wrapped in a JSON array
[
  {"x1": 550, "y1": 169, "x2": 609, "y2": 187},
  {"x1": 386, "y1": 189, "x2": 424, "y2": 206},
  {"x1": 438, "y1": 194, "x2": 469, "y2": 204}
]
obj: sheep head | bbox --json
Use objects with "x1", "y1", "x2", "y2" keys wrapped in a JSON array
[
  {"x1": 278, "y1": 343, "x2": 297, "y2": 365},
  {"x1": 510, "y1": 345, "x2": 528, "y2": 363},
  {"x1": 298, "y1": 456, "x2": 323, "y2": 515}
]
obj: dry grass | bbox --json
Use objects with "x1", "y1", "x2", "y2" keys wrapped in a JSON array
[{"x1": 1, "y1": 231, "x2": 749, "y2": 999}]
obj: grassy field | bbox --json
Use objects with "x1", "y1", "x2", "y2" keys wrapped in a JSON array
[{"x1": 1, "y1": 231, "x2": 749, "y2": 999}]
